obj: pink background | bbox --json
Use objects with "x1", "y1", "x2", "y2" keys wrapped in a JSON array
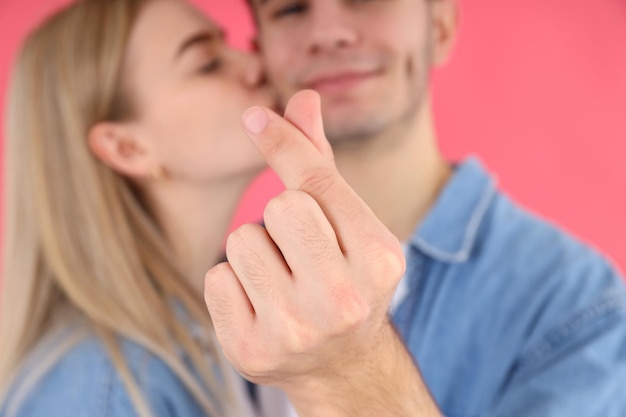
[{"x1": 1, "y1": 0, "x2": 625, "y2": 273}]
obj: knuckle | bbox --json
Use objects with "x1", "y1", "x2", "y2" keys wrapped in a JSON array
[
  {"x1": 226, "y1": 223, "x2": 256, "y2": 252},
  {"x1": 234, "y1": 339, "x2": 275, "y2": 379},
  {"x1": 225, "y1": 225, "x2": 275, "y2": 298},
  {"x1": 328, "y1": 282, "x2": 370, "y2": 332},
  {"x1": 282, "y1": 314, "x2": 316, "y2": 354},
  {"x1": 297, "y1": 167, "x2": 337, "y2": 198},
  {"x1": 292, "y1": 210, "x2": 334, "y2": 265},
  {"x1": 265, "y1": 191, "x2": 336, "y2": 267},
  {"x1": 264, "y1": 190, "x2": 302, "y2": 223},
  {"x1": 260, "y1": 127, "x2": 290, "y2": 161},
  {"x1": 240, "y1": 249, "x2": 273, "y2": 298},
  {"x1": 204, "y1": 263, "x2": 229, "y2": 296},
  {"x1": 380, "y1": 242, "x2": 406, "y2": 279},
  {"x1": 301, "y1": 232, "x2": 334, "y2": 265},
  {"x1": 361, "y1": 237, "x2": 406, "y2": 285}
]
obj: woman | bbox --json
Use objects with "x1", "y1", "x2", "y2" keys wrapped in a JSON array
[{"x1": 0, "y1": 0, "x2": 272, "y2": 415}]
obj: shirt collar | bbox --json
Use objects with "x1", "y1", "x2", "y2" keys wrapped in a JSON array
[{"x1": 410, "y1": 156, "x2": 497, "y2": 263}]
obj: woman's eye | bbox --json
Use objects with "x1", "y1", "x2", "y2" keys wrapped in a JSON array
[
  {"x1": 199, "y1": 59, "x2": 221, "y2": 74},
  {"x1": 273, "y1": 3, "x2": 307, "y2": 19}
]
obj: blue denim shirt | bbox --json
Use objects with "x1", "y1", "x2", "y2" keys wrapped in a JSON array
[{"x1": 392, "y1": 157, "x2": 626, "y2": 417}]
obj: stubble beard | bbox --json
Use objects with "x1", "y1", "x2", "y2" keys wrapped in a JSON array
[{"x1": 322, "y1": 51, "x2": 432, "y2": 155}]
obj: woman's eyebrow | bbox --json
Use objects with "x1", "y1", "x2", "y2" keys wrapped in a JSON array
[{"x1": 174, "y1": 29, "x2": 225, "y2": 62}]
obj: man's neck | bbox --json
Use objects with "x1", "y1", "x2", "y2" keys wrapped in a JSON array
[{"x1": 333, "y1": 101, "x2": 450, "y2": 242}]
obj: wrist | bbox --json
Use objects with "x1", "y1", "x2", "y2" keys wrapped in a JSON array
[{"x1": 283, "y1": 322, "x2": 441, "y2": 417}]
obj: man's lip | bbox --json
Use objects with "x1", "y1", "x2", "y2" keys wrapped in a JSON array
[{"x1": 302, "y1": 69, "x2": 381, "y2": 93}]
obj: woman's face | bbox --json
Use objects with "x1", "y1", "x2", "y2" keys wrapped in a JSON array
[{"x1": 121, "y1": 0, "x2": 273, "y2": 183}]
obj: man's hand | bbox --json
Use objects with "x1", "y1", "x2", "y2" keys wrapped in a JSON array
[{"x1": 204, "y1": 90, "x2": 440, "y2": 416}]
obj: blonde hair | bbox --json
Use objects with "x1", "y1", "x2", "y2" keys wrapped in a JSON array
[{"x1": 0, "y1": 0, "x2": 242, "y2": 415}]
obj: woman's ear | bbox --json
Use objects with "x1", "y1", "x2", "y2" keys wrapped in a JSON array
[
  {"x1": 88, "y1": 122, "x2": 157, "y2": 179},
  {"x1": 430, "y1": 0, "x2": 460, "y2": 67}
]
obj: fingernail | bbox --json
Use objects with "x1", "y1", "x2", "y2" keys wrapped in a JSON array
[{"x1": 242, "y1": 107, "x2": 268, "y2": 135}]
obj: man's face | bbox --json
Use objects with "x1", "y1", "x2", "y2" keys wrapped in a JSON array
[{"x1": 253, "y1": 0, "x2": 440, "y2": 144}]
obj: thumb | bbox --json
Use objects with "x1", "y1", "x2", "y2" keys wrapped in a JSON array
[{"x1": 283, "y1": 90, "x2": 333, "y2": 159}]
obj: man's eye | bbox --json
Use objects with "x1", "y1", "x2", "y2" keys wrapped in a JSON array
[
  {"x1": 273, "y1": 3, "x2": 307, "y2": 19},
  {"x1": 199, "y1": 59, "x2": 221, "y2": 74}
]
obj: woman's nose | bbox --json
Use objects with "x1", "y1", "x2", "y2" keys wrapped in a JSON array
[{"x1": 237, "y1": 51, "x2": 266, "y2": 88}]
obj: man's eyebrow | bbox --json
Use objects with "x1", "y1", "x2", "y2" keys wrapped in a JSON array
[{"x1": 174, "y1": 30, "x2": 225, "y2": 61}]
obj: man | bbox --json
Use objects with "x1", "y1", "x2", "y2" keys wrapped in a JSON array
[{"x1": 205, "y1": 1, "x2": 626, "y2": 416}]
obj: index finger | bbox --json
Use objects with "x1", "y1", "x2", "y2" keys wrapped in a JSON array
[{"x1": 242, "y1": 90, "x2": 397, "y2": 256}]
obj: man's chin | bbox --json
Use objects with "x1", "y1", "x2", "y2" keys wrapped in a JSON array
[{"x1": 324, "y1": 117, "x2": 388, "y2": 146}]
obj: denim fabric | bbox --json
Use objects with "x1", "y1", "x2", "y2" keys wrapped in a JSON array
[
  {"x1": 393, "y1": 157, "x2": 626, "y2": 417},
  {"x1": 0, "y1": 331, "x2": 211, "y2": 417}
]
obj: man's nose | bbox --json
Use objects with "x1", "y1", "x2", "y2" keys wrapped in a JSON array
[{"x1": 305, "y1": 5, "x2": 360, "y2": 54}]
